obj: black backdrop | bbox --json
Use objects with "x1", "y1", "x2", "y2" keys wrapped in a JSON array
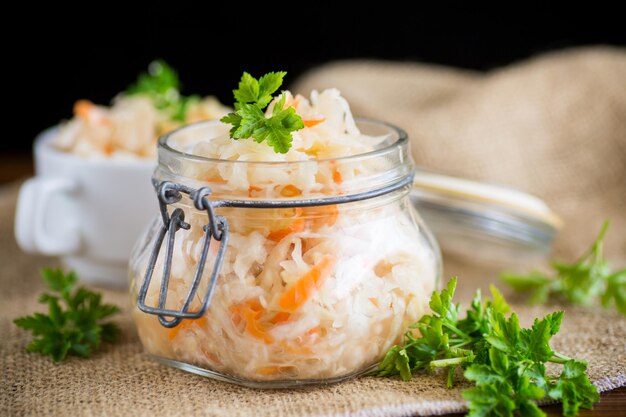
[{"x1": 9, "y1": 11, "x2": 625, "y2": 153}]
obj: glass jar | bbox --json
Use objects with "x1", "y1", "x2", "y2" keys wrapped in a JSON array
[{"x1": 129, "y1": 119, "x2": 441, "y2": 388}]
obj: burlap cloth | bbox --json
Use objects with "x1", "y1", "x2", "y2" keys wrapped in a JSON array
[{"x1": 2, "y1": 47, "x2": 625, "y2": 417}]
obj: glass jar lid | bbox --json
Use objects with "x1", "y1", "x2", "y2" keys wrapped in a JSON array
[{"x1": 410, "y1": 170, "x2": 562, "y2": 267}]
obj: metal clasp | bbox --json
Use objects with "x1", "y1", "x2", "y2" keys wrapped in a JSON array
[{"x1": 137, "y1": 181, "x2": 229, "y2": 328}]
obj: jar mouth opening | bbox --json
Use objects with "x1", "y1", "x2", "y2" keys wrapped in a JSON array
[{"x1": 158, "y1": 118, "x2": 408, "y2": 166}]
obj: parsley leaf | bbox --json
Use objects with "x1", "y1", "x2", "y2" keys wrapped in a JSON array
[
  {"x1": 465, "y1": 347, "x2": 546, "y2": 417},
  {"x1": 376, "y1": 279, "x2": 475, "y2": 386},
  {"x1": 501, "y1": 220, "x2": 626, "y2": 316},
  {"x1": 376, "y1": 278, "x2": 599, "y2": 417},
  {"x1": 549, "y1": 360, "x2": 600, "y2": 417},
  {"x1": 126, "y1": 60, "x2": 198, "y2": 122},
  {"x1": 220, "y1": 72, "x2": 304, "y2": 153},
  {"x1": 232, "y1": 103, "x2": 266, "y2": 139},
  {"x1": 14, "y1": 268, "x2": 120, "y2": 362},
  {"x1": 258, "y1": 72, "x2": 287, "y2": 108},
  {"x1": 127, "y1": 60, "x2": 180, "y2": 99},
  {"x1": 233, "y1": 72, "x2": 261, "y2": 104},
  {"x1": 602, "y1": 269, "x2": 626, "y2": 315}
]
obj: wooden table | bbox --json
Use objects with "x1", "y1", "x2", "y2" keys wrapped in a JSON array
[
  {"x1": 2, "y1": 154, "x2": 624, "y2": 417},
  {"x1": 0, "y1": 153, "x2": 35, "y2": 184}
]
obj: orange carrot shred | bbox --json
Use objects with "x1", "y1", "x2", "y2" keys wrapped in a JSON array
[
  {"x1": 270, "y1": 312, "x2": 291, "y2": 324},
  {"x1": 280, "y1": 184, "x2": 302, "y2": 197},
  {"x1": 257, "y1": 366, "x2": 280, "y2": 375},
  {"x1": 267, "y1": 219, "x2": 305, "y2": 241},
  {"x1": 102, "y1": 141, "x2": 114, "y2": 156},
  {"x1": 257, "y1": 365, "x2": 296, "y2": 375},
  {"x1": 278, "y1": 255, "x2": 336, "y2": 312},
  {"x1": 204, "y1": 176, "x2": 227, "y2": 184},
  {"x1": 303, "y1": 117, "x2": 325, "y2": 128},
  {"x1": 332, "y1": 168, "x2": 342, "y2": 184},
  {"x1": 305, "y1": 326, "x2": 322, "y2": 337},
  {"x1": 73, "y1": 99, "x2": 94, "y2": 119},
  {"x1": 167, "y1": 316, "x2": 207, "y2": 341},
  {"x1": 230, "y1": 300, "x2": 273, "y2": 343},
  {"x1": 248, "y1": 185, "x2": 264, "y2": 197},
  {"x1": 242, "y1": 308, "x2": 273, "y2": 343},
  {"x1": 304, "y1": 205, "x2": 339, "y2": 229}
]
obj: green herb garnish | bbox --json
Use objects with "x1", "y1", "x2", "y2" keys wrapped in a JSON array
[
  {"x1": 220, "y1": 71, "x2": 304, "y2": 153},
  {"x1": 376, "y1": 278, "x2": 599, "y2": 417},
  {"x1": 14, "y1": 268, "x2": 120, "y2": 362},
  {"x1": 501, "y1": 220, "x2": 626, "y2": 315},
  {"x1": 127, "y1": 59, "x2": 198, "y2": 122}
]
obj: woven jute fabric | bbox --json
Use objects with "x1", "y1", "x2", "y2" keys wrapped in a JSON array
[{"x1": 2, "y1": 47, "x2": 626, "y2": 417}]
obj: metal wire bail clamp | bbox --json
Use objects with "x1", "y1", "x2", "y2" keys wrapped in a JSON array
[{"x1": 137, "y1": 181, "x2": 229, "y2": 328}]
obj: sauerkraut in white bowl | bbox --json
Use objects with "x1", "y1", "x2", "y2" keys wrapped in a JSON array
[
  {"x1": 129, "y1": 87, "x2": 440, "y2": 386},
  {"x1": 52, "y1": 61, "x2": 229, "y2": 159}
]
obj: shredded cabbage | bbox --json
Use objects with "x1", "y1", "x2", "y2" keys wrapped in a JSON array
[{"x1": 52, "y1": 95, "x2": 229, "y2": 159}]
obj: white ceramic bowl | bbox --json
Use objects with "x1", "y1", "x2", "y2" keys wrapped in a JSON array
[{"x1": 15, "y1": 128, "x2": 157, "y2": 287}]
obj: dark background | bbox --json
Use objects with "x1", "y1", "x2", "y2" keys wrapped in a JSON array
[{"x1": 8, "y1": 12, "x2": 626, "y2": 155}]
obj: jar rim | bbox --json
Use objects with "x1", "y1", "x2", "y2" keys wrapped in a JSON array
[{"x1": 158, "y1": 117, "x2": 408, "y2": 166}]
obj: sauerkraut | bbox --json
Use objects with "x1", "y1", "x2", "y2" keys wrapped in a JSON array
[
  {"x1": 53, "y1": 94, "x2": 229, "y2": 159},
  {"x1": 131, "y1": 88, "x2": 439, "y2": 381}
]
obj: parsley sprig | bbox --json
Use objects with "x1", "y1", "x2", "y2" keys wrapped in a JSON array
[
  {"x1": 14, "y1": 269, "x2": 120, "y2": 362},
  {"x1": 377, "y1": 278, "x2": 599, "y2": 417},
  {"x1": 220, "y1": 72, "x2": 304, "y2": 153},
  {"x1": 501, "y1": 220, "x2": 626, "y2": 315},
  {"x1": 126, "y1": 60, "x2": 198, "y2": 122}
]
